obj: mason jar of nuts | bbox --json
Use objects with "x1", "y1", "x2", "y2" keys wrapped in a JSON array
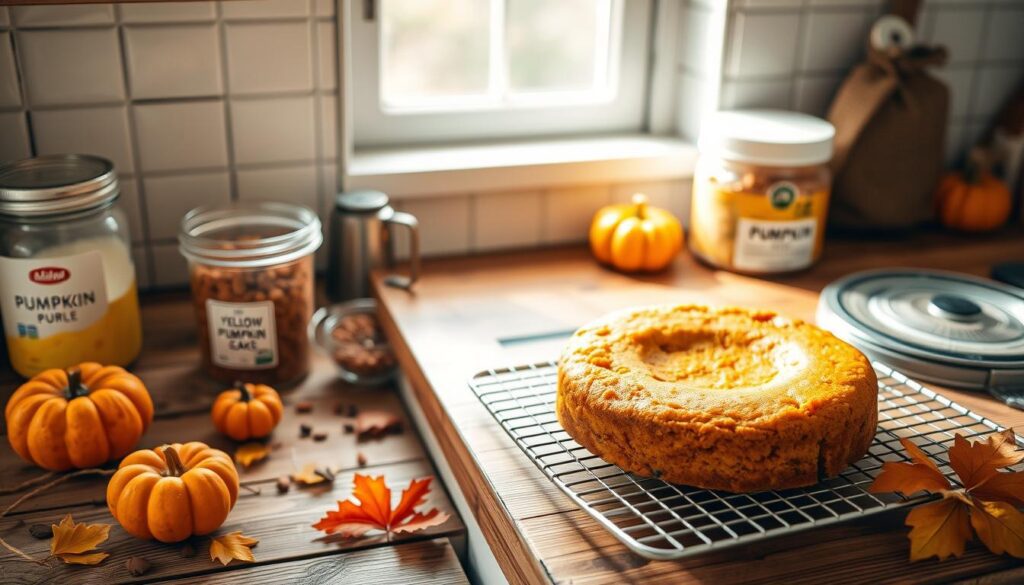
[{"x1": 179, "y1": 202, "x2": 323, "y2": 386}]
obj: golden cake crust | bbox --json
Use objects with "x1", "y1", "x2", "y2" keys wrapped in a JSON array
[{"x1": 556, "y1": 304, "x2": 878, "y2": 492}]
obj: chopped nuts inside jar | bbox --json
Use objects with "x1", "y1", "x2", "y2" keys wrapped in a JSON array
[
  {"x1": 179, "y1": 202, "x2": 322, "y2": 386},
  {"x1": 190, "y1": 257, "x2": 314, "y2": 385}
]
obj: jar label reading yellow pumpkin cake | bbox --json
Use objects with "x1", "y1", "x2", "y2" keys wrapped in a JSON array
[{"x1": 206, "y1": 299, "x2": 279, "y2": 369}]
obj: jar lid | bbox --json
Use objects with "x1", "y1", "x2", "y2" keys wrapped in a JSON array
[
  {"x1": 179, "y1": 202, "x2": 323, "y2": 268},
  {"x1": 698, "y1": 110, "x2": 835, "y2": 167},
  {"x1": 0, "y1": 155, "x2": 119, "y2": 217},
  {"x1": 816, "y1": 268, "x2": 1024, "y2": 395}
]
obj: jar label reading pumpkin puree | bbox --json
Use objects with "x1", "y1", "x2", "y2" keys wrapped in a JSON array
[
  {"x1": 206, "y1": 299, "x2": 278, "y2": 369},
  {"x1": 734, "y1": 217, "x2": 817, "y2": 272},
  {"x1": 0, "y1": 251, "x2": 109, "y2": 339}
]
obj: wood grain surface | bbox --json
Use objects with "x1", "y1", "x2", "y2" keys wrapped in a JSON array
[
  {"x1": 158, "y1": 538, "x2": 469, "y2": 585},
  {"x1": 372, "y1": 229, "x2": 1024, "y2": 585},
  {"x1": 0, "y1": 292, "x2": 465, "y2": 584}
]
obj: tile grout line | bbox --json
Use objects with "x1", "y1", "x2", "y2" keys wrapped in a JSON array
[
  {"x1": 114, "y1": 3, "x2": 155, "y2": 288},
  {"x1": 214, "y1": 2, "x2": 240, "y2": 205}
]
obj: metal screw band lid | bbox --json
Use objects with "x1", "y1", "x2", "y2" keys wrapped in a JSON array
[{"x1": 0, "y1": 155, "x2": 119, "y2": 217}]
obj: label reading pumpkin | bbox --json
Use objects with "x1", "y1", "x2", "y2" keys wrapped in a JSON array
[
  {"x1": 733, "y1": 217, "x2": 818, "y2": 272},
  {"x1": 0, "y1": 251, "x2": 109, "y2": 339},
  {"x1": 206, "y1": 299, "x2": 278, "y2": 369}
]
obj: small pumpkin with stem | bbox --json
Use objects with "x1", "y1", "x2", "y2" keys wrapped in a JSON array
[
  {"x1": 106, "y1": 442, "x2": 239, "y2": 542},
  {"x1": 936, "y1": 148, "x2": 1012, "y2": 232},
  {"x1": 211, "y1": 382, "x2": 284, "y2": 441},
  {"x1": 5, "y1": 364, "x2": 154, "y2": 471},
  {"x1": 589, "y1": 193, "x2": 684, "y2": 272}
]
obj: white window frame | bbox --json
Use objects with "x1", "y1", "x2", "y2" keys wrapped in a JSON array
[
  {"x1": 349, "y1": 0, "x2": 653, "y2": 147},
  {"x1": 337, "y1": 0, "x2": 700, "y2": 198}
]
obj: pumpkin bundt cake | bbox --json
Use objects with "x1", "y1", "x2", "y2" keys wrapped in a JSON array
[{"x1": 556, "y1": 305, "x2": 878, "y2": 492}]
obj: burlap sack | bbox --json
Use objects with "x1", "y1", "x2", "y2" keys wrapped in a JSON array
[{"x1": 827, "y1": 40, "x2": 949, "y2": 230}]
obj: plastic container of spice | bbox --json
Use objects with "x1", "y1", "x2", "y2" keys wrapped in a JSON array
[
  {"x1": 0, "y1": 155, "x2": 143, "y2": 377},
  {"x1": 179, "y1": 202, "x2": 322, "y2": 386},
  {"x1": 689, "y1": 110, "x2": 835, "y2": 274}
]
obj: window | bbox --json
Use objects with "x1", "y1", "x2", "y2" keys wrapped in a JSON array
[{"x1": 350, "y1": 0, "x2": 652, "y2": 146}]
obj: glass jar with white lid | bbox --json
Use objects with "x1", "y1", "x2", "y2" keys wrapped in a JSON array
[
  {"x1": 689, "y1": 110, "x2": 836, "y2": 274},
  {"x1": 0, "y1": 155, "x2": 142, "y2": 377}
]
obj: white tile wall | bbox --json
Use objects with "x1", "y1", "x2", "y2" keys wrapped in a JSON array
[
  {"x1": 543, "y1": 186, "x2": 611, "y2": 245},
  {"x1": 691, "y1": 0, "x2": 1024, "y2": 170},
  {"x1": 32, "y1": 106, "x2": 136, "y2": 173},
  {"x1": 230, "y1": 96, "x2": 316, "y2": 164},
  {"x1": 143, "y1": 171, "x2": 231, "y2": 240},
  {"x1": 2, "y1": 0, "x2": 1020, "y2": 288},
  {"x1": 0, "y1": 33, "x2": 19, "y2": 107},
  {"x1": 17, "y1": 29, "x2": 125, "y2": 106},
  {"x1": 0, "y1": 2, "x2": 335, "y2": 288},
  {"x1": 225, "y1": 22, "x2": 313, "y2": 94},
  {"x1": 123, "y1": 24, "x2": 223, "y2": 99},
  {"x1": 0, "y1": 112, "x2": 30, "y2": 161},
  {"x1": 474, "y1": 191, "x2": 544, "y2": 252},
  {"x1": 134, "y1": 101, "x2": 229, "y2": 171}
]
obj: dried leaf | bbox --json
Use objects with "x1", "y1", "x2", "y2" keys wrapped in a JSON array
[
  {"x1": 871, "y1": 430, "x2": 1024, "y2": 562},
  {"x1": 293, "y1": 463, "x2": 327, "y2": 486},
  {"x1": 950, "y1": 431, "x2": 1024, "y2": 489},
  {"x1": 312, "y1": 475, "x2": 449, "y2": 538},
  {"x1": 50, "y1": 514, "x2": 111, "y2": 565},
  {"x1": 970, "y1": 500, "x2": 1024, "y2": 558},
  {"x1": 355, "y1": 410, "x2": 402, "y2": 441},
  {"x1": 209, "y1": 531, "x2": 259, "y2": 566},
  {"x1": 234, "y1": 443, "x2": 270, "y2": 468},
  {"x1": 971, "y1": 472, "x2": 1024, "y2": 507},
  {"x1": 869, "y1": 461, "x2": 951, "y2": 496},
  {"x1": 906, "y1": 494, "x2": 973, "y2": 562}
]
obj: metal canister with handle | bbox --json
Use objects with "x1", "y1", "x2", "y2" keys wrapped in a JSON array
[{"x1": 326, "y1": 189, "x2": 419, "y2": 301}]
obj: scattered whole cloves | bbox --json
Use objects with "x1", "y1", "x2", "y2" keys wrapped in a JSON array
[
  {"x1": 299, "y1": 423, "x2": 312, "y2": 438},
  {"x1": 313, "y1": 432, "x2": 328, "y2": 442},
  {"x1": 126, "y1": 556, "x2": 151, "y2": 577},
  {"x1": 343, "y1": 423, "x2": 355, "y2": 434},
  {"x1": 276, "y1": 475, "x2": 291, "y2": 494},
  {"x1": 296, "y1": 401, "x2": 314, "y2": 414},
  {"x1": 28, "y1": 523, "x2": 52, "y2": 539},
  {"x1": 357, "y1": 452, "x2": 367, "y2": 467},
  {"x1": 179, "y1": 542, "x2": 197, "y2": 558}
]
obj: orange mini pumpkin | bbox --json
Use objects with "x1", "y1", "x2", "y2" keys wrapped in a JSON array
[
  {"x1": 107, "y1": 442, "x2": 239, "y2": 542},
  {"x1": 936, "y1": 151, "x2": 1012, "y2": 232},
  {"x1": 211, "y1": 382, "x2": 284, "y2": 441},
  {"x1": 5, "y1": 364, "x2": 154, "y2": 471},
  {"x1": 589, "y1": 193, "x2": 684, "y2": 272}
]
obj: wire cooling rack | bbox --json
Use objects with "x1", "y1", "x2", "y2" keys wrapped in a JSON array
[{"x1": 469, "y1": 361, "x2": 1023, "y2": 561}]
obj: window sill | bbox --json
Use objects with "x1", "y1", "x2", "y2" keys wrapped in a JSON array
[{"x1": 344, "y1": 134, "x2": 698, "y2": 198}]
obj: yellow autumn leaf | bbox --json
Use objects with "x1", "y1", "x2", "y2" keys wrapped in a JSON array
[
  {"x1": 209, "y1": 531, "x2": 259, "y2": 566},
  {"x1": 49, "y1": 514, "x2": 111, "y2": 565},
  {"x1": 292, "y1": 463, "x2": 327, "y2": 485},
  {"x1": 234, "y1": 443, "x2": 271, "y2": 468},
  {"x1": 970, "y1": 500, "x2": 1024, "y2": 558}
]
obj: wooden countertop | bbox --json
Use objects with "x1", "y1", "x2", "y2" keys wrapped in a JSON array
[
  {"x1": 372, "y1": 228, "x2": 1024, "y2": 585},
  {"x1": 0, "y1": 294, "x2": 467, "y2": 583}
]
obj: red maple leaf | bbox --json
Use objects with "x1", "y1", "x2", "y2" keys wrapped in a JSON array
[{"x1": 312, "y1": 474, "x2": 449, "y2": 538}]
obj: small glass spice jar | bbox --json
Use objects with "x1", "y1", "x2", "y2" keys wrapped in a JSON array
[
  {"x1": 179, "y1": 202, "x2": 322, "y2": 386},
  {"x1": 0, "y1": 155, "x2": 142, "y2": 377},
  {"x1": 689, "y1": 110, "x2": 835, "y2": 274}
]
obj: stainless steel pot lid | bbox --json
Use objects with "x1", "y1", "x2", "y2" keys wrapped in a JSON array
[{"x1": 816, "y1": 269, "x2": 1024, "y2": 402}]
